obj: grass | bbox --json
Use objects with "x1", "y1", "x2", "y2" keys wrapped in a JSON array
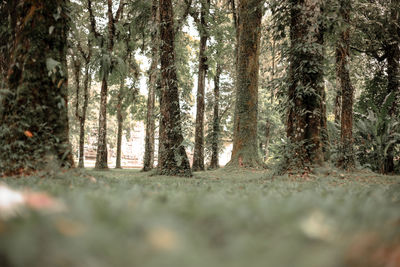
[{"x1": 0, "y1": 168, "x2": 399, "y2": 267}]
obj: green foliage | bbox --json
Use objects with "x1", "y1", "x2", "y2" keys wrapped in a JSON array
[{"x1": 354, "y1": 107, "x2": 400, "y2": 173}]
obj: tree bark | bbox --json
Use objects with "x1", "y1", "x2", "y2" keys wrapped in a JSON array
[
  {"x1": 78, "y1": 61, "x2": 91, "y2": 168},
  {"x1": 192, "y1": 0, "x2": 210, "y2": 171},
  {"x1": 210, "y1": 64, "x2": 221, "y2": 169},
  {"x1": 0, "y1": 0, "x2": 74, "y2": 176},
  {"x1": 115, "y1": 81, "x2": 124, "y2": 169},
  {"x1": 143, "y1": 0, "x2": 159, "y2": 172},
  {"x1": 94, "y1": 0, "x2": 123, "y2": 169},
  {"x1": 286, "y1": 0, "x2": 325, "y2": 171},
  {"x1": 158, "y1": 0, "x2": 191, "y2": 176},
  {"x1": 226, "y1": 0, "x2": 264, "y2": 168},
  {"x1": 383, "y1": 0, "x2": 400, "y2": 174},
  {"x1": 336, "y1": 0, "x2": 355, "y2": 170}
]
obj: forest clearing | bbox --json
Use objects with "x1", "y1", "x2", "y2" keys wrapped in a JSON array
[
  {"x1": 0, "y1": 169, "x2": 399, "y2": 267},
  {"x1": 1, "y1": 0, "x2": 400, "y2": 266}
]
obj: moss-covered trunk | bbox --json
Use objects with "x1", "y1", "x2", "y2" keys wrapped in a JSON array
[
  {"x1": 286, "y1": 0, "x2": 325, "y2": 171},
  {"x1": 0, "y1": 0, "x2": 74, "y2": 176},
  {"x1": 210, "y1": 64, "x2": 221, "y2": 170},
  {"x1": 336, "y1": 0, "x2": 355, "y2": 170},
  {"x1": 226, "y1": 0, "x2": 264, "y2": 168},
  {"x1": 383, "y1": 0, "x2": 400, "y2": 174},
  {"x1": 192, "y1": 0, "x2": 210, "y2": 172},
  {"x1": 143, "y1": 0, "x2": 159, "y2": 172},
  {"x1": 158, "y1": 0, "x2": 191, "y2": 176}
]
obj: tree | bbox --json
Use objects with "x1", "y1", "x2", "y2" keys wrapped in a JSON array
[
  {"x1": 336, "y1": 0, "x2": 355, "y2": 169},
  {"x1": 210, "y1": 64, "x2": 221, "y2": 169},
  {"x1": 143, "y1": 0, "x2": 159, "y2": 172},
  {"x1": 0, "y1": 0, "x2": 74, "y2": 176},
  {"x1": 88, "y1": 0, "x2": 124, "y2": 170},
  {"x1": 286, "y1": 0, "x2": 326, "y2": 171},
  {"x1": 352, "y1": 0, "x2": 400, "y2": 173},
  {"x1": 69, "y1": 1, "x2": 93, "y2": 168},
  {"x1": 192, "y1": 0, "x2": 210, "y2": 171},
  {"x1": 226, "y1": 0, "x2": 264, "y2": 168},
  {"x1": 158, "y1": 0, "x2": 192, "y2": 176}
]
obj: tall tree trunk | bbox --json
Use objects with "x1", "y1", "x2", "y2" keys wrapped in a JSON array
[
  {"x1": 158, "y1": 0, "x2": 191, "y2": 176},
  {"x1": 143, "y1": 0, "x2": 159, "y2": 172},
  {"x1": 94, "y1": 0, "x2": 122, "y2": 169},
  {"x1": 192, "y1": 0, "x2": 210, "y2": 171},
  {"x1": 334, "y1": 77, "x2": 342, "y2": 125},
  {"x1": 78, "y1": 62, "x2": 91, "y2": 168},
  {"x1": 286, "y1": 0, "x2": 325, "y2": 171},
  {"x1": 0, "y1": 0, "x2": 73, "y2": 176},
  {"x1": 115, "y1": 81, "x2": 124, "y2": 169},
  {"x1": 226, "y1": 0, "x2": 264, "y2": 168},
  {"x1": 210, "y1": 64, "x2": 221, "y2": 169},
  {"x1": 95, "y1": 75, "x2": 109, "y2": 169},
  {"x1": 336, "y1": 0, "x2": 355, "y2": 170},
  {"x1": 384, "y1": 0, "x2": 400, "y2": 174}
]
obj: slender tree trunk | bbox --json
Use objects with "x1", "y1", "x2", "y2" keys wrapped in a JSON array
[
  {"x1": 158, "y1": 0, "x2": 191, "y2": 176},
  {"x1": 95, "y1": 75, "x2": 109, "y2": 169},
  {"x1": 0, "y1": 0, "x2": 73, "y2": 176},
  {"x1": 226, "y1": 0, "x2": 264, "y2": 168},
  {"x1": 143, "y1": 0, "x2": 159, "y2": 172},
  {"x1": 336, "y1": 0, "x2": 355, "y2": 170},
  {"x1": 192, "y1": 0, "x2": 210, "y2": 171},
  {"x1": 78, "y1": 62, "x2": 90, "y2": 168},
  {"x1": 115, "y1": 81, "x2": 124, "y2": 169},
  {"x1": 286, "y1": 0, "x2": 325, "y2": 171},
  {"x1": 210, "y1": 64, "x2": 221, "y2": 169},
  {"x1": 265, "y1": 120, "x2": 271, "y2": 159}
]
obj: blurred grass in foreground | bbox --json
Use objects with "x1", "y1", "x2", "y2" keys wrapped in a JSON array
[{"x1": 0, "y1": 169, "x2": 399, "y2": 267}]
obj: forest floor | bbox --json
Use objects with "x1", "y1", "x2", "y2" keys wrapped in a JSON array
[{"x1": 0, "y1": 168, "x2": 399, "y2": 267}]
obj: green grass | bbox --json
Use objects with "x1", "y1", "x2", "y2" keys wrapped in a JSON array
[{"x1": 1, "y1": 169, "x2": 399, "y2": 267}]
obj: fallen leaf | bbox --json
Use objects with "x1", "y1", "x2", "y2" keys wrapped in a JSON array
[{"x1": 24, "y1": 130, "x2": 33, "y2": 138}]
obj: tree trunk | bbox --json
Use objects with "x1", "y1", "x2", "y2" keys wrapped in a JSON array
[
  {"x1": 265, "y1": 120, "x2": 271, "y2": 160},
  {"x1": 0, "y1": 0, "x2": 74, "y2": 176},
  {"x1": 336, "y1": 0, "x2": 355, "y2": 170},
  {"x1": 384, "y1": 0, "x2": 400, "y2": 174},
  {"x1": 210, "y1": 64, "x2": 221, "y2": 169},
  {"x1": 94, "y1": 0, "x2": 120, "y2": 170},
  {"x1": 286, "y1": 0, "x2": 325, "y2": 171},
  {"x1": 78, "y1": 62, "x2": 91, "y2": 168},
  {"x1": 115, "y1": 81, "x2": 124, "y2": 169},
  {"x1": 192, "y1": 0, "x2": 210, "y2": 171},
  {"x1": 95, "y1": 75, "x2": 109, "y2": 169},
  {"x1": 226, "y1": 0, "x2": 264, "y2": 168},
  {"x1": 143, "y1": 0, "x2": 159, "y2": 172},
  {"x1": 158, "y1": 0, "x2": 191, "y2": 176}
]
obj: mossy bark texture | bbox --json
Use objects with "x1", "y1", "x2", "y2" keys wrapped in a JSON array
[
  {"x1": 336, "y1": 0, "x2": 355, "y2": 170},
  {"x1": 143, "y1": 0, "x2": 159, "y2": 172},
  {"x1": 226, "y1": 0, "x2": 264, "y2": 169},
  {"x1": 158, "y1": 0, "x2": 192, "y2": 177},
  {"x1": 286, "y1": 0, "x2": 325, "y2": 171},
  {"x1": 383, "y1": 0, "x2": 400, "y2": 174},
  {"x1": 0, "y1": 0, "x2": 74, "y2": 176},
  {"x1": 192, "y1": 0, "x2": 210, "y2": 172}
]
